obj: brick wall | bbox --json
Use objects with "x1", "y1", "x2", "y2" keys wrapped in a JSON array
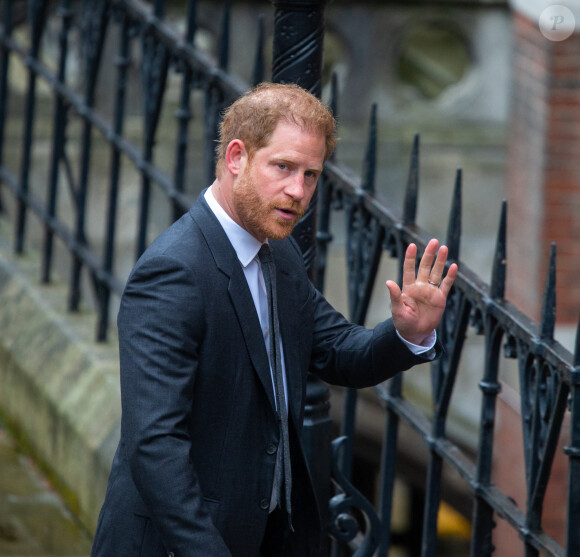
[
  {"x1": 499, "y1": 3, "x2": 577, "y2": 553},
  {"x1": 506, "y1": 9, "x2": 580, "y2": 324}
]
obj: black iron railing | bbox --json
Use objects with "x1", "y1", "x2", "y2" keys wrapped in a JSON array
[{"x1": 0, "y1": 1, "x2": 578, "y2": 556}]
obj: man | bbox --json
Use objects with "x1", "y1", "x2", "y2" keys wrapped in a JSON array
[{"x1": 91, "y1": 83, "x2": 457, "y2": 557}]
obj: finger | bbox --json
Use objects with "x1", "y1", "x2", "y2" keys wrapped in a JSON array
[
  {"x1": 416, "y1": 239, "x2": 439, "y2": 282},
  {"x1": 438, "y1": 262, "x2": 458, "y2": 297},
  {"x1": 428, "y1": 244, "x2": 449, "y2": 285},
  {"x1": 401, "y1": 243, "x2": 418, "y2": 289}
]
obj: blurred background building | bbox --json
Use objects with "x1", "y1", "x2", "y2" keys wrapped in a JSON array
[{"x1": 1, "y1": 0, "x2": 580, "y2": 555}]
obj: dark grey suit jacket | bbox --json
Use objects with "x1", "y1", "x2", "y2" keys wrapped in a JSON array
[{"x1": 91, "y1": 193, "x2": 437, "y2": 557}]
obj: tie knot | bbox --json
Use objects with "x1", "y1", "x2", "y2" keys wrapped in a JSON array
[{"x1": 258, "y1": 243, "x2": 273, "y2": 266}]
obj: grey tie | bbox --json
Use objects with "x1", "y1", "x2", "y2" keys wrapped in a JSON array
[{"x1": 258, "y1": 244, "x2": 292, "y2": 522}]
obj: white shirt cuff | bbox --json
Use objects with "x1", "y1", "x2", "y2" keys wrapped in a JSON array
[{"x1": 396, "y1": 329, "x2": 437, "y2": 360}]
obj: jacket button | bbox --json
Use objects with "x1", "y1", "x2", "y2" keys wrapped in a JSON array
[
  {"x1": 266, "y1": 444, "x2": 277, "y2": 455},
  {"x1": 260, "y1": 498, "x2": 269, "y2": 510},
  {"x1": 168, "y1": 553, "x2": 175, "y2": 557}
]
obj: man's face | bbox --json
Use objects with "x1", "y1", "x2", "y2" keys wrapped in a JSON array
[{"x1": 231, "y1": 121, "x2": 326, "y2": 242}]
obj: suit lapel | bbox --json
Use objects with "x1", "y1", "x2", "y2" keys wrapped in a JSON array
[{"x1": 190, "y1": 194, "x2": 277, "y2": 414}]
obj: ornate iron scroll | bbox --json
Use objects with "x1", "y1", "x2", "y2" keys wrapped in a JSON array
[{"x1": 329, "y1": 437, "x2": 382, "y2": 557}]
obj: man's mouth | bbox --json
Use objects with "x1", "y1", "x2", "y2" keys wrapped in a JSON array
[{"x1": 275, "y1": 207, "x2": 298, "y2": 220}]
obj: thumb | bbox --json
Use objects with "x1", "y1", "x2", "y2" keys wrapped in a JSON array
[{"x1": 386, "y1": 280, "x2": 402, "y2": 307}]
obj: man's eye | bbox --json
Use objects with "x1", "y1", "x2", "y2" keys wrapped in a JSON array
[{"x1": 278, "y1": 163, "x2": 287, "y2": 170}]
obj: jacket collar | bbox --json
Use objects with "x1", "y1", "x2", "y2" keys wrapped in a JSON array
[
  {"x1": 189, "y1": 193, "x2": 276, "y2": 413},
  {"x1": 189, "y1": 192, "x2": 305, "y2": 422}
]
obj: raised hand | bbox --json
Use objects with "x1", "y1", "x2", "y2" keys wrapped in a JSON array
[{"x1": 386, "y1": 239, "x2": 458, "y2": 346}]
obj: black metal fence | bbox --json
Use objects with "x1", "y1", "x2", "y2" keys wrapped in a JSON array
[{"x1": 0, "y1": 1, "x2": 578, "y2": 556}]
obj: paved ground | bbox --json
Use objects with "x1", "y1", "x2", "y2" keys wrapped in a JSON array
[{"x1": 0, "y1": 417, "x2": 92, "y2": 557}]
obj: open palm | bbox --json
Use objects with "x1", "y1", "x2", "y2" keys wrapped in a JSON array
[{"x1": 386, "y1": 239, "x2": 458, "y2": 346}]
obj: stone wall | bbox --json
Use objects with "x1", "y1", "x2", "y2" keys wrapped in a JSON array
[{"x1": 0, "y1": 221, "x2": 120, "y2": 532}]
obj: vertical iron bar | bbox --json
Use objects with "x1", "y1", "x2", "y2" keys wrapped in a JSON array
[
  {"x1": 153, "y1": 0, "x2": 165, "y2": 18},
  {"x1": 422, "y1": 297, "x2": 471, "y2": 557},
  {"x1": 136, "y1": 10, "x2": 169, "y2": 259},
  {"x1": 490, "y1": 201, "x2": 507, "y2": 301},
  {"x1": 470, "y1": 203, "x2": 508, "y2": 556},
  {"x1": 471, "y1": 206, "x2": 508, "y2": 556},
  {"x1": 271, "y1": 2, "x2": 330, "y2": 555},
  {"x1": 377, "y1": 395, "x2": 399, "y2": 557},
  {"x1": 377, "y1": 237, "x2": 407, "y2": 557},
  {"x1": 351, "y1": 107, "x2": 382, "y2": 324},
  {"x1": 346, "y1": 196, "x2": 360, "y2": 322},
  {"x1": 432, "y1": 169, "x2": 462, "y2": 411},
  {"x1": 315, "y1": 72, "x2": 338, "y2": 293},
  {"x1": 172, "y1": 0, "x2": 198, "y2": 222},
  {"x1": 203, "y1": 84, "x2": 221, "y2": 187},
  {"x1": 252, "y1": 15, "x2": 265, "y2": 87},
  {"x1": 565, "y1": 323, "x2": 580, "y2": 556},
  {"x1": 341, "y1": 110, "x2": 379, "y2": 492},
  {"x1": 201, "y1": 0, "x2": 230, "y2": 188},
  {"x1": 523, "y1": 361, "x2": 546, "y2": 557},
  {"x1": 523, "y1": 244, "x2": 557, "y2": 557},
  {"x1": 471, "y1": 326, "x2": 502, "y2": 557},
  {"x1": 339, "y1": 388, "x2": 356, "y2": 482},
  {"x1": 97, "y1": 10, "x2": 131, "y2": 342},
  {"x1": 527, "y1": 248, "x2": 557, "y2": 516},
  {"x1": 446, "y1": 169, "x2": 462, "y2": 263},
  {"x1": 42, "y1": 0, "x2": 73, "y2": 284},
  {"x1": 528, "y1": 381, "x2": 568, "y2": 531},
  {"x1": 361, "y1": 103, "x2": 377, "y2": 194},
  {"x1": 539, "y1": 243, "x2": 556, "y2": 342},
  {"x1": 272, "y1": 0, "x2": 328, "y2": 276},
  {"x1": 184, "y1": 0, "x2": 198, "y2": 45},
  {"x1": 15, "y1": 0, "x2": 49, "y2": 254},
  {"x1": 315, "y1": 172, "x2": 333, "y2": 293},
  {"x1": 403, "y1": 134, "x2": 419, "y2": 226},
  {"x1": 421, "y1": 449, "x2": 442, "y2": 557},
  {"x1": 69, "y1": 1, "x2": 108, "y2": 311},
  {"x1": 218, "y1": 0, "x2": 231, "y2": 72},
  {"x1": 0, "y1": 0, "x2": 15, "y2": 214}
]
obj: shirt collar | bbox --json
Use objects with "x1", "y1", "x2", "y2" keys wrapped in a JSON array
[{"x1": 205, "y1": 186, "x2": 264, "y2": 267}]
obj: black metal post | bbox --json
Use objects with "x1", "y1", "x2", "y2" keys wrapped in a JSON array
[
  {"x1": 0, "y1": 0, "x2": 15, "y2": 214},
  {"x1": 16, "y1": 0, "x2": 49, "y2": 254},
  {"x1": 271, "y1": 1, "x2": 332, "y2": 552},
  {"x1": 42, "y1": 0, "x2": 73, "y2": 285},
  {"x1": 272, "y1": 0, "x2": 326, "y2": 277}
]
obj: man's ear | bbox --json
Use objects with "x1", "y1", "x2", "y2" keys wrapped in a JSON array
[{"x1": 225, "y1": 139, "x2": 247, "y2": 176}]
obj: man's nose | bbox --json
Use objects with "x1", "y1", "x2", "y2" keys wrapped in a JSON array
[{"x1": 284, "y1": 174, "x2": 305, "y2": 200}]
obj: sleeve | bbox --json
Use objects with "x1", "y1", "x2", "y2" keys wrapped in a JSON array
[
  {"x1": 118, "y1": 254, "x2": 232, "y2": 557},
  {"x1": 307, "y1": 283, "x2": 439, "y2": 388}
]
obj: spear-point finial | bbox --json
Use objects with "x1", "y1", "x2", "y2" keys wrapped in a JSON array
[
  {"x1": 403, "y1": 134, "x2": 419, "y2": 226},
  {"x1": 153, "y1": 0, "x2": 165, "y2": 19},
  {"x1": 362, "y1": 103, "x2": 377, "y2": 194},
  {"x1": 490, "y1": 200, "x2": 507, "y2": 301},
  {"x1": 540, "y1": 243, "x2": 557, "y2": 341},
  {"x1": 218, "y1": 0, "x2": 231, "y2": 71},
  {"x1": 185, "y1": 0, "x2": 198, "y2": 45},
  {"x1": 446, "y1": 168, "x2": 462, "y2": 263},
  {"x1": 573, "y1": 314, "x2": 580, "y2": 368}
]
